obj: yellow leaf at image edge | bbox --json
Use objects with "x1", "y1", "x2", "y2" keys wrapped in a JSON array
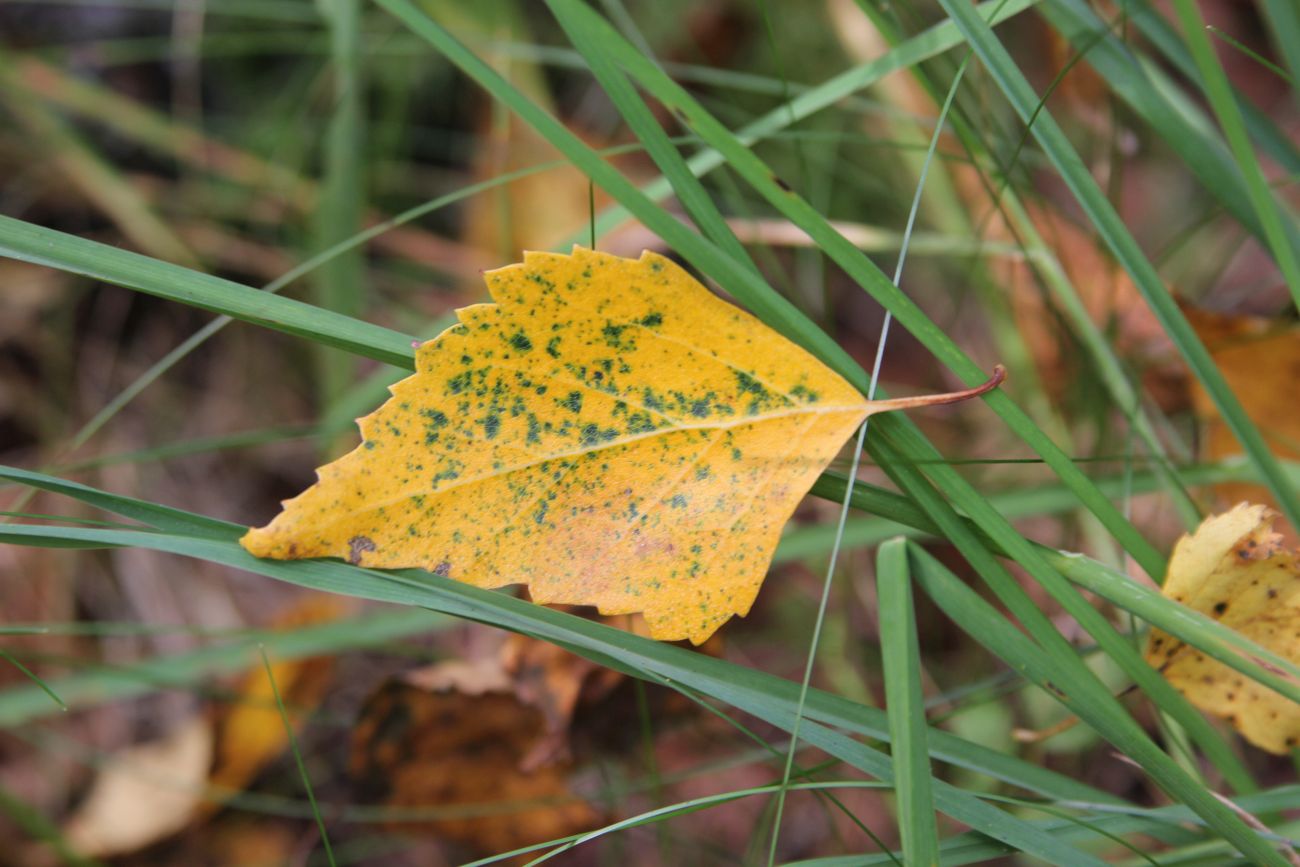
[
  {"x1": 243, "y1": 248, "x2": 999, "y2": 643},
  {"x1": 1146, "y1": 503, "x2": 1300, "y2": 754}
]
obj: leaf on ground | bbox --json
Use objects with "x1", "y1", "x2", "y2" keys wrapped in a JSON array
[
  {"x1": 62, "y1": 716, "x2": 212, "y2": 857},
  {"x1": 1145, "y1": 503, "x2": 1300, "y2": 754},
  {"x1": 205, "y1": 596, "x2": 342, "y2": 806},
  {"x1": 1184, "y1": 305, "x2": 1300, "y2": 518},
  {"x1": 500, "y1": 611, "x2": 633, "y2": 770},
  {"x1": 242, "y1": 248, "x2": 1002, "y2": 642},
  {"x1": 349, "y1": 661, "x2": 601, "y2": 855}
]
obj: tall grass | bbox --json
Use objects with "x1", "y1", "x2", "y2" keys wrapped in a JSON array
[{"x1": 1, "y1": 1, "x2": 1298, "y2": 863}]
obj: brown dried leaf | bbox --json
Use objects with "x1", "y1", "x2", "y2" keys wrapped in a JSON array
[{"x1": 349, "y1": 664, "x2": 601, "y2": 857}]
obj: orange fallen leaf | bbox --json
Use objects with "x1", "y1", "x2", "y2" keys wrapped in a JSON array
[
  {"x1": 1145, "y1": 503, "x2": 1300, "y2": 753},
  {"x1": 349, "y1": 664, "x2": 601, "y2": 856},
  {"x1": 243, "y1": 249, "x2": 1002, "y2": 642},
  {"x1": 1183, "y1": 305, "x2": 1300, "y2": 518}
]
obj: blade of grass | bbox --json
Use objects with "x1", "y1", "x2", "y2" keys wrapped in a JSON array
[
  {"x1": 0, "y1": 215, "x2": 415, "y2": 368},
  {"x1": 807, "y1": 468, "x2": 1300, "y2": 713},
  {"x1": 314, "y1": 0, "x2": 367, "y2": 406},
  {"x1": 1116, "y1": 0, "x2": 1300, "y2": 178},
  {"x1": 782, "y1": 457, "x2": 1278, "y2": 563},
  {"x1": 1260, "y1": 0, "x2": 1300, "y2": 88},
  {"x1": 1207, "y1": 26, "x2": 1295, "y2": 86},
  {"x1": 0, "y1": 529, "x2": 1122, "y2": 860},
  {"x1": 0, "y1": 648, "x2": 65, "y2": 712},
  {"x1": 790, "y1": 787, "x2": 1300, "y2": 866},
  {"x1": 570, "y1": 0, "x2": 1043, "y2": 248},
  {"x1": 1038, "y1": 0, "x2": 1300, "y2": 258},
  {"x1": 906, "y1": 542, "x2": 1293, "y2": 864},
  {"x1": 374, "y1": 0, "x2": 863, "y2": 381},
  {"x1": 547, "y1": 0, "x2": 757, "y2": 275},
  {"x1": 867, "y1": 424, "x2": 1267, "y2": 839},
  {"x1": 0, "y1": 782, "x2": 102, "y2": 867},
  {"x1": 259, "y1": 646, "x2": 336, "y2": 867},
  {"x1": 877, "y1": 537, "x2": 940, "y2": 867},
  {"x1": 1169, "y1": 0, "x2": 1300, "y2": 304},
  {"x1": 0, "y1": 465, "x2": 238, "y2": 540},
  {"x1": 851, "y1": 0, "x2": 1198, "y2": 526},
  {"x1": 0, "y1": 607, "x2": 442, "y2": 728},
  {"x1": 0, "y1": 466, "x2": 1127, "y2": 807},
  {"x1": 541, "y1": 0, "x2": 1165, "y2": 578},
  {"x1": 936, "y1": 0, "x2": 1300, "y2": 533}
]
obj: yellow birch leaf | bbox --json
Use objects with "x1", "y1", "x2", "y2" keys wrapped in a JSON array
[
  {"x1": 242, "y1": 248, "x2": 1001, "y2": 643},
  {"x1": 1145, "y1": 503, "x2": 1300, "y2": 754}
]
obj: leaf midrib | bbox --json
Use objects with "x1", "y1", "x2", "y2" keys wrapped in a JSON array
[{"x1": 320, "y1": 401, "x2": 868, "y2": 527}]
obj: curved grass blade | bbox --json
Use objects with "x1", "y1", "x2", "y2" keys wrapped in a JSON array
[
  {"x1": 0, "y1": 466, "x2": 1121, "y2": 807},
  {"x1": 0, "y1": 520, "x2": 1112, "y2": 866},
  {"x1": 571, "y1": 0, "x2": 1042, "y2": 248}
]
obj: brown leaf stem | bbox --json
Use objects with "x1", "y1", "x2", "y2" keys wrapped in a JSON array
[{"x1": 867, "y1": 364, "x2": 1006, "y2": 414}]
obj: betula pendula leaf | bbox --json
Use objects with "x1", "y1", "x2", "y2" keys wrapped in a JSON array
[
  {"x1": 1146, "y1": 503, "x2": 1300, "y2": 753},
  {"x1": 243, "y1": 248, "x2": 1002, "y2": 642}
]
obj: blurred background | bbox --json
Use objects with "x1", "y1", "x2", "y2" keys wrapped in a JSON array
[{"x1": 1, "y1": 0, "x2": 1298, "y2": 864}]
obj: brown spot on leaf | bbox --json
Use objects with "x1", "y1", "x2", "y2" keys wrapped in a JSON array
[{"x1": 348, "y1": 535, "x2": 376, "y2": 565}]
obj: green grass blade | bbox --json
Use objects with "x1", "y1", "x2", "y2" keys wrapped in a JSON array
[
  {"x1": 1117, "y1": 0, "x2": 1300, "y2": 177},
  {"x1": 877, "y1": 538, "x2": 939, "y2": 867},
  {"x1": 790, "y1": 786, "x2": 1300, "y2": 866},
  {"x1": 1039, "y1": 0, "x2": 1300, "y2": 257},
  {"x1": 0, "y1": 466, "x2": 1125, "y2": 808},
  {"x1": 0, "y1": 465, "x2": 238, "y2": 539},
  {"x1": 904, "y1": 543, "x2": 1287, "y2": 866},
  {"x1": 0, "y1": 782, "x2": 102, "y2": 867},
  {"x1": 863, "y1": 425, "x2": 1272, "y2": 855},
  {"x1": 809, "y1": 467, "x2": 1300, "y2": 724},
  {"x1": 1169, "y1": 0, "x2": 1300, "y2": 305},
  {"x1": 573, "y1": 0, "x2": 1042, "y2": 248},
  {"x1": 843, "y1": 0, "x2": 1197, "y2": 526},
  {"x1": 314, "y1": 0, "x2": 367, "y2": 406},
  {"x1": 1261, "y1": 0, "x2": 1300, "y2": 87},
  {"x1": 260, "y1": 646, "x2": 336, "y2": 866},
  {"x1": 372, "y1": 0, "x2": 864, "y2": 382},
  {"x1": 0, "y1": 649, "x2": 65, "y2": 712},
  {"x1": 0, "y1": 521, "x2": 1114, "y2": 865},
  {"x1": 547, "y1": 0, "x2": 757, "y2": 275},
  {"x1": 935, "y1": 0, "x2": 1300, "y2": 551},
  {"x1": 0, "y1": 215, "x2": 415, "y2": 368},
  {"x1": 0, "y1": 606, "x2": 442, "y2": 728},
  {"x1": 541, "y1": 0, "x2": 1164, "y2": 578}
]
